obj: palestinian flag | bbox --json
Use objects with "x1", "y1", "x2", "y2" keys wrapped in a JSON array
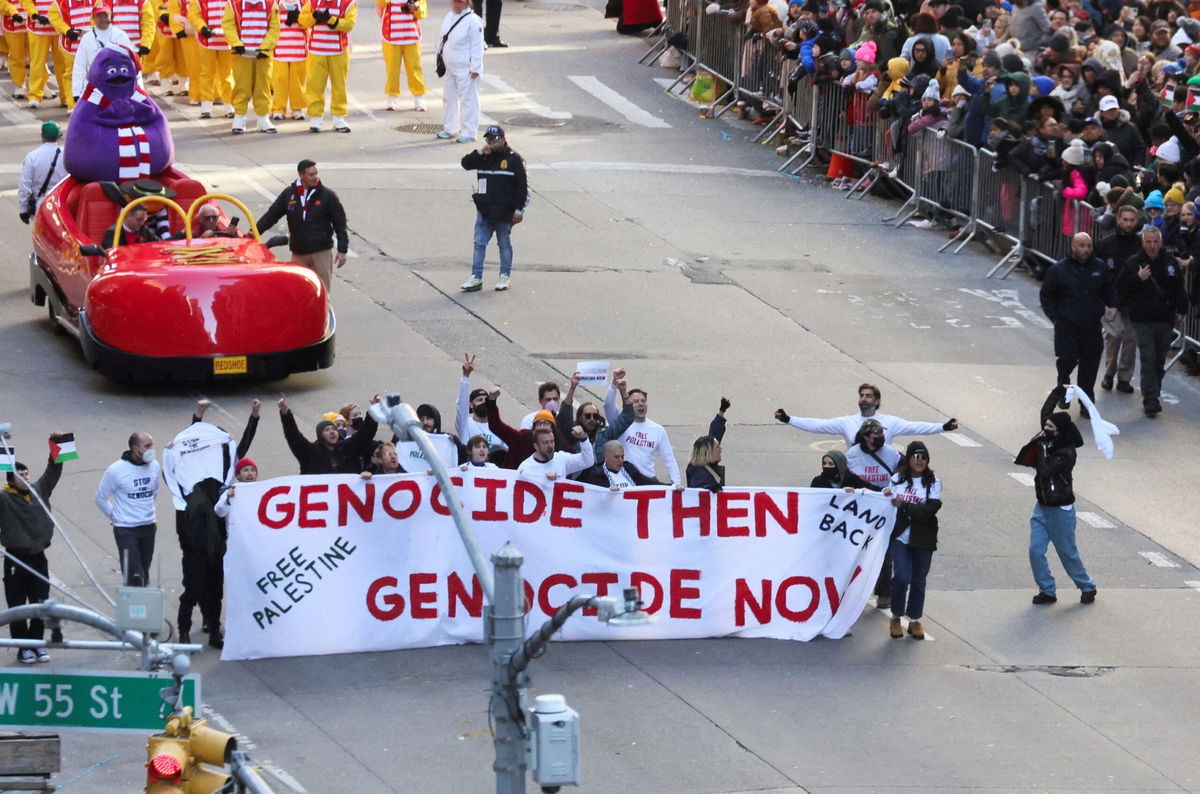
[
  {"x1": 49, "y1": 434, "x2": 78, "y2": 463},
  {"x1": 0, "y1": 447, "x2": 12, "y2": 472}
]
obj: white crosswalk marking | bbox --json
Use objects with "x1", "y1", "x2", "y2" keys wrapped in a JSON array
[
  {"x1": 481, "y1": 73, "x2": 572, "y2": 119},
  {"x1": 1139, "y1": 551, "x2": 1181, "y2": 568},
  {"x1": 1008, "y1": 472, "x2": 1035, "y2": 487},
  {"x1": 942, "y1": 433, "x2": 982, "y2": 447},
  {"x1": 568, "y1": 75, "x2": 671, "y2": 128},
  {"x1": 1077, "y1": 511, "x2": 1115, "y2": 529}
]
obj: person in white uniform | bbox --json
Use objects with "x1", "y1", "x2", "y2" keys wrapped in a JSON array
[
  {"x1": 17, "y1": 121, "x2": 67, "y2": 224},
  {"x1": 435, "y1": 0, "x2": 482, "y2": 143}
]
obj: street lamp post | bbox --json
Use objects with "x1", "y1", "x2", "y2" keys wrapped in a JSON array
[{"x1": 369, "y1": 396, "x2": 652, "y2": 793}]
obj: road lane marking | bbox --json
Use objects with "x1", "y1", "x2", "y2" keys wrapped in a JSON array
[
  {"x1": 941, "y1": 433, "x2": 981, "y2": 448},
  {"x1": 1008, "y1": 472, "x2": 1035, "y2": 487},
  {"x1": 1185, "y1": 581, "x2": 1200, "y2": 592},
  {"x1": 240, "y1": 173, "x2": 278, "y2": 201},
  {"x1": 0, "y1": 93, "x2": 42, "y2": 127},
  {"x1": 1139, "y1": 551, "x2": 1180, "y2": 568},
  {"x1": 568, "y1": 75, "x2": 671, "y2": 128},
  {"x1": 1077, "y1": 511, "x2": 1115, "y2": 529},
  {"x1": 345, "y1": 91, "x2": 377, "y2": 122},
  {"x1": 481, "y1": 73, "x2": 572, "y2": 119},
  {"x1": 245, "y1": 160, "x2": 784, "y2": 177}
]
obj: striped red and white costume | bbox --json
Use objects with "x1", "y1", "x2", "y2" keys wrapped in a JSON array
[
  {"x1": 301, "y1": 0, "x2": 355, "y2": 121},
  {"x1": 270, "y1": 0, "x2": 306, "y2": 116},
  {"x1": 79, "y1": 83, "x2": 155, "y2": 179},
  {"x1": 110, "y1": 0, "x2": 152, "y2": 49},
  {"x1": 50, "y1": 0, "x2": 91, "y2": 54},
  {"x1": 377, "y1": 0, "x2": 423, "y2": 101}
]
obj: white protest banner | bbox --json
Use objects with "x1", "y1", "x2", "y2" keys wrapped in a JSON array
[
  {"x1": 395, "y1": 434, "x2": 458, "y2": 470},
  {"x1": 575, "y1": 361, "x2": 609, "y2": 387},
  {"x1": 223, "y1": 470, "x2": 894, "y2": 660}
]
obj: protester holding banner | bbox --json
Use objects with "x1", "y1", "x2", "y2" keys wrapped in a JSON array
[
  {"x1": 846, "y1": 418, "x2": 902, "y2": 610},
  {"x1": 809, "y1": 450, "x2": 875, "y2": 491},
  {"x1": 362, "y1": 441, "x2": 403, "y2": 476},
  {"x1": 516, "y1": 425, "x2": 593, "y2": 480},
  {"x1": 603, "y1": 383, "x2": 682, "y2": 488},
  {"x1": 278, "y1": 392, "x2": 380, "y2": 474},
  {"x1": 0, "y1": 434, "x2": 69, "y2": 664},
  {"x1": 486, "y1": 393, "x2": 570, "y2": 470},
  {"x1": 95, "y1": 432, "x2": 160, "y2": 589},
  {"x1": 458, "y1": 435, "x2": 498, "y2": 470},
  {"x1": 685, "y1": 398, "x2": 730, "y2": 493},
  {"x1": 214, "y1": 457, "x2": 259, "y2": 518},
  {"x1": 1015, "y1": 385, "x2": 1097, "y2": 606},
  {"x1": 576, "y1": 440, "x2": 659, "y2": 490},
  {"x1": 518, "y1": 377, "x2": 575, "y2": 431},
  {"x1": 886, "y1": 441, "x2": 942, "y2": 641}
]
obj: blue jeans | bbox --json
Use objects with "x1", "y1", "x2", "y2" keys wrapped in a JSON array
[
  {"x1": 1029, "y1": 503, "x2": 1094, "y2": 596},
  {"x1": 472, "y1": 212, "x2": 513, "y2": 279},
  {"x1": 889, "y1": 539, "x2": 933, "y2": 620}
]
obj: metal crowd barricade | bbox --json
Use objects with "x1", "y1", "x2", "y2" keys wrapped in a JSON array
[
  {"x1": 978, "y1": 150, "x2": 1027, "y2": 278},
  {"x1": 639, "y1": 0, "x2": 691, "y2": 65},
  {"x1": 1021, "y1": 178, "x2": 1068, "y2": 269},
  {"x1": 882, "y1": 120, "x2": 923, "y2": 226},
  {"x1": 673, "y1": 1, "x2": 744, "y2": 117},
  {"x1": 778, "y1": 73, "x2": 817, "y2": 173},
  {"x1": 1166, "y1": 261, "x2": 1200, "y2": 371},
  {"x1": 896, "y1": 129, "x2": 975, "y2": 232}
]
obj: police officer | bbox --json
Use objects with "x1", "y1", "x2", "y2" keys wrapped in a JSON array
[{"x1": 459, "y1": 125, "x2": 527, "y2": 293}]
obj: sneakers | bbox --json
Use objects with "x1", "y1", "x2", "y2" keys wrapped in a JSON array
[
  {"x1": 231, "y1": 113, "x2": 246, "y2": 134},
  {"x1": 385, "y1": 95, "x2": 399, "y2": 111},
  {"x1": 435, "y1": 130, "x2": 454, "y2": 139},
  {"x1": 456, "y1": 135, "x2": 475, "y2": 143},
  {"x1": 494, "y1": 274, "x2": 510, "y2": 291},
  {"x1": 414, "y1": 96, "x2": 427, "y2": 111},
  {"x1": 333, "y1": 116, "x2": 351, "y2": 133},
  {"x1": 309, "y1": 116, "x2": 324, "y2": 133},
  {"x1": 1116, "y1": 381, "x2": 1134, "y2": 394},
  {"x1": 1032, "y1": 591, "x2": 1057, "y2": 605},
  {"x1": 1144, "y1": 397, "x2": 1162, "y2": 416},
  {"x1": 889, "y1": 616, "x2": 903, "y2": 639},
  {"x1": 1080, "y1": 589, "x2": 1097, "y2": 604},
  {"x1": 875, "y1": 595, "x2": 891, "y2": 610},
  {"x1": 209, "y1": 628, "x2": 224, "y2": 650},
  {"x1": 35, "y1": 648, "x2": 49, "y2": 663},
  {"x1": 460, "y1": 276, "x2": 483, "y2": 292},
  {"x1": 907, "y1": 620, "x2": 925, "y2": 640},
  {"x1": 27, "y1": 99, "x2": 39, "y2": 109},
  {"x1": 270, "y1": 112, "x2": 284, "y2": 120},
  {"x1": 293, "y1": 110, "x2": 307, "y2": 120},
  {"x1": 1100, "y1": 376, "x2": 1113, "y2": 391},
  {"x1": 179, "y1": 631, "x2": 191, "y2": 645},
  {"x1": 200, "y1": 100, "x2": 212, "y2": 119},
  {"x1": 17, "y1": 649, "x2": 36, "y2": 664},
  {"x1": 258, "y1": 116, "x2": 277, "y2": 133}
]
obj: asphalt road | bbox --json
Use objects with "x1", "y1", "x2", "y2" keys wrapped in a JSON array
[{"x1": 1, "y1": 1, "x2": 1199, "y2": 791}]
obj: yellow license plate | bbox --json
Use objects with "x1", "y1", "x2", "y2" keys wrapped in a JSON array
[{"x1": 213, "y1": 356, "x2": 248, "y2": 375}]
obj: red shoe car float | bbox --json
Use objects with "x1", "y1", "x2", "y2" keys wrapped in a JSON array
[
  {"x1": 27, "y1": 47, "x2": 334, "y2": 381},
  {"x1": 29, "y1": 173, "x2": 336, "y2": 381}
]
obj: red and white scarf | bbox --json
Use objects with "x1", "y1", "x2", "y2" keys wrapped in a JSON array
[{"x1": 79, "y1": 83, "x2": 154, "y2": 179}]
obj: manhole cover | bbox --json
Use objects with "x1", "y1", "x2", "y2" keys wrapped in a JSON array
[
  {"x1": 504, "y1": 114, "x2": 569, "y2": 128},
  {"x1": 394, "y1": 122, "x2": 446, "y2": 134}
]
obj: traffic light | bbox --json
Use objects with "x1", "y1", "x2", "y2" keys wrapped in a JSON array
[
  {"x1": 144, "y1": 707, "x2": 237, "y2": 793},
  {"x1": 145, "y1": 732, "x2": 188, "y2": 793}
]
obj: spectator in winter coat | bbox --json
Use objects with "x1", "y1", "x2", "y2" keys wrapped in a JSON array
[
  {"x1": 957, "y1": 49, "x2": 1002, "y2": 146},
  {"x1": 901, "y1": 12, "x2": 951, "y2": 63},
  {"x1": 1092, "y1": 141, "x2": 1131, "y2": 188},
  {"x1": 1098, "y1": 95, "x2": 1146, "y2": 166},
  {"x1": 988, "y1": 71, "x2": 1032, "y2": 122},
  {"x1": 1008, "y1": 114, "x2": 1064, "y2": 180},
  {"x1": 1010, "y1": 0, "x2": 1051, "y2": 55},
  {"x1": 1059, "y1": 139, "x2": 1093, "y2": 237}
]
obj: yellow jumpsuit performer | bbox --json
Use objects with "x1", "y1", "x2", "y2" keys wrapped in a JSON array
[
  {"x1": 175, "y1": 0, "x2": 200, "y2": 102},
  {"x1": 23, "y1": 0, "x2": 67, "y2": 108},
  {"x1": 300, "y1": 0, "x2": 354, "y2": 132},
  {"x1": 188, "y1": 0, "x2": 232, "y2": 115},
  {"x1": 269, "y1": 0, "x2": 305, "y2": 119},
  {"x1": 377, "y1": 0, "x2": 424, "y2": 111},
  {"x1": 0, "y1": 0, "x2": 29, "y2": 98},
  {"x1": 46, "y1": 0, "x2": 90, "y2": 108},
  {"x1": 145, "y1": 0, "x2": 182, "y2": 90},
  {"x1": 221, "y1": 0, "x2": 278, "y2": 132}
]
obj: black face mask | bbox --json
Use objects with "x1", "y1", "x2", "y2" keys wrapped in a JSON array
[
  {"x1": 351, "y1": 417, "x2": 363, "y2": 431},
  {"x1": 822, "y1": 466, "x2": 839, "y2": 479},
  {"x1": 870, "y1": 436, "x2": 884, "y2": 451}
]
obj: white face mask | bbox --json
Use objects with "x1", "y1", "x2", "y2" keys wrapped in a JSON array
[{"x1": 140, "y1": 448, "x2": 156, "y2": 464}]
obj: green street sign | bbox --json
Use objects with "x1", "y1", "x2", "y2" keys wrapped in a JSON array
[{"x1": 0, "y1": 669, "x2": 200, "y2": 734}]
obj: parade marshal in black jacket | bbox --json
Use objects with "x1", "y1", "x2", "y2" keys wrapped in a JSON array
[
  {"x1": 256, "y1": 159, "x2": 349, "y2": 294},
  {"x1": 1115, "y1": 225, "x2": 1190, "y2": 416},
  {"x1": 1039, "y1": 232, "x2": 1117, "y2": 407},
  {"x1": 459, "y1": 125, "x2": 529, "y2": 292}
]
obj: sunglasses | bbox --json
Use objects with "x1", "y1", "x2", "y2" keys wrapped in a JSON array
[
  {"x1": 911, "y1": 451, "x2": 929, "y2": 460},
  {"x1": 581, "y1": 412, "x2": 599, "y2": 419}
]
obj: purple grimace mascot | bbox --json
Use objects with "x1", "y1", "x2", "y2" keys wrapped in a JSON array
[{"x1": 64, "y1": 47, "x2": 174, "y2": 183}]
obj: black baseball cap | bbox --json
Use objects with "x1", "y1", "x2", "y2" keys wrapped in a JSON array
[{"x1": 483, "y1": 125, "x2": 505, "y2": 139}]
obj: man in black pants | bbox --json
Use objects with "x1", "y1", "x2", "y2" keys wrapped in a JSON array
[
  {"x1": 471, "y1": 0, "x2": 505, "y2": 46},
  {"x1": 0, "y1": 437, "x2": 67, "y2": 664},
  {"x1": 1039, "y1": 232, "x2": 1118, "y2": 416}
]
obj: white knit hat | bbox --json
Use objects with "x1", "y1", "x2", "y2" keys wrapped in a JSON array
[
  {"x1": 1157, "y1": 136, "x2": 1182, "y2": 164},
  {"x1": 1062, "y1": 138, "x2": 1086, "y2": 166}
]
